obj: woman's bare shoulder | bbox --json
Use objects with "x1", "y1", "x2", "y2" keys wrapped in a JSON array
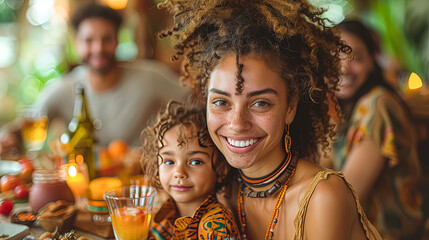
[
  {"x1": 305, "y1": 173, "x2": 359, "y2": 239},
  {"x1": 290, "y1": 159, "x2": 324, "y2": 188},
  {"x1": 310, "y1": 173, "x2": 354, "y2": 205},
  {"x1": 288, "y1": 159, "x2": 363, "y2": 239}
]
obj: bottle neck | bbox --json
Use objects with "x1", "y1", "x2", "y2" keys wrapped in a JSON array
[
  {"x1": 73, "y1": 90, "x2": 90, "y2": 122},
  {"x1": 68, "y1": 86, "x2": 93, "y2": 132}
]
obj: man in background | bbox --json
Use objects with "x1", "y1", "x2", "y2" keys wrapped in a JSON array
[{"x1": 0, "y1": 3, "x2": 188, "y2": 156}]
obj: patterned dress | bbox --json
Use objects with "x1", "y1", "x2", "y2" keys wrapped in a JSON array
[
  {"x1": 333, "y1": 86, "x2": 423, "y2": 239},
  {"x1": 149, "y1": 194, "x2": 240, "y2": 240}
]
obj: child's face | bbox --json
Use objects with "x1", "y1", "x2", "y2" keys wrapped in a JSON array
[{"x1": 158, "y1": 125, "x2": 217, "y2": 209}]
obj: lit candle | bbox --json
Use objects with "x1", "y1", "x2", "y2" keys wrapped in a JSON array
[
  {"x1": 66, "y1": 164, "x2": 88, "y2": 198},
  {"x1": 102, "y1": 0, "x2": 128, "y2": 9}
]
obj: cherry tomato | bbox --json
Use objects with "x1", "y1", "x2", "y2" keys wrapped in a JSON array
[
  {"x1": 0, "y1": 200, "x2": 14, "y2": 216},
  {"x1": 19, "y1": 158, "x2": 35, "y2": 181},
  {"x1": 14, "y1": 184, "x2": 29, "y2": 200},
  {"x1": 1, "y1": 175, "x2": 24, "y2": 193}
]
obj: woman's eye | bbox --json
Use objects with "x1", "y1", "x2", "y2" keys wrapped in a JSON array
[
  {"x1": 213, "y1": 99, "x2": 229, "y2": 107},
  {"x1": 189, "y1": 160, "x2": 203, "y2": 166},
  {"x1": 253, "y1": 100, "x2": 271, "y2": 108}
]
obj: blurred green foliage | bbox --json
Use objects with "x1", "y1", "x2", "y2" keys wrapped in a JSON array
[
  {"x1": 357, "y1": 0, "x2": 427, "y2": 82},
  {"x1": 0, "y1": 1, "x2": 16, "y2": 23}
]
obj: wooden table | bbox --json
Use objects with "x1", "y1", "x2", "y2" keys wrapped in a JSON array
[
  {"x1": 29, "y1": 224, "x2": 110, "y2": 240},
  {"x1": 2, "y1": 202, "x2": 114, "y2": 239}
]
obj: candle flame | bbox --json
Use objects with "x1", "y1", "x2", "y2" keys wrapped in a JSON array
[
  {"x1": 408, "y1": 72, "x2": 423, "y2": 90},
  {"x1": 68, "y1": 165, "x2": 77, "y2": 177},
  {"x1": 103, "y1": 0, "x2": 128, "y2": 9}
]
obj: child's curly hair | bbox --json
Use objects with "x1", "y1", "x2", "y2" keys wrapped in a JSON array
[
  {"x1": 141, "y1": 100, "x2": 234, "y2": 192},
  {"x1": 158, "y1": 0, "x2": 350, "y2": 162}
]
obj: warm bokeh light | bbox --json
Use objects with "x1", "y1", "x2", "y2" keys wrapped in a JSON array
[
  {"x1": 68, "y1": 165, "x2": 77, "y2": 177},
  {"x1": 103, "y1": 0, "x2": 128, "y2": 10},
  {"x1": 408, "y1": 72, "x2": 423, "y2": 90},
  {"x1": 76, "y1": 154, "x2": 84, "y2": 164}
]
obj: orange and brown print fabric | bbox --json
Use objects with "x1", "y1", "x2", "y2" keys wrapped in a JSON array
[{"x1": 149, "y1": 194, "x2": 240, "y2": 240}]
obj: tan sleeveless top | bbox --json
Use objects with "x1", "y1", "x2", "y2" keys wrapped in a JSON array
[{"x1": 293, "y1": 169, "x2": 383, "y2": 240}]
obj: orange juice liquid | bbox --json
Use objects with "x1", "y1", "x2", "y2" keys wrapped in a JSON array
[
  {"x1": 110, "y1": 206, "x2": 151, "y2": 240},
  {"x1": 21, "y1": 116, "x2": 48, "y2": 151}
]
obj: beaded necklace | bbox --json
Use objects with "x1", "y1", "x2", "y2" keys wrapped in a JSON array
[
  {"x1": 241, "y1": 154, "x2": 298, "y2": 198},
  {"x1": 239, "y1": 153, "x2": 290, "y2": 188},
  {"x1": 237, "y1": 156, "x2": 297, "y2": 240}
]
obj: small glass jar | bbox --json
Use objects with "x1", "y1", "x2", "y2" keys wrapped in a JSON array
[{"x1": 29, "y1": 169, "x2": 75, "y2": 213}]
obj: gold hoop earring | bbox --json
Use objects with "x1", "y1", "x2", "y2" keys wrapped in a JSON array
[{"x1": 285, "y1": 124, "x2": 291, "y2": 154}]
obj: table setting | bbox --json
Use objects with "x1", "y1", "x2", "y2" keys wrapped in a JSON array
[{"x1": 0, "y1": 135, "x2": 156, "y2": 240}]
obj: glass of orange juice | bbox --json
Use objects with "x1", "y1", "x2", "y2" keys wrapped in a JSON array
[
  {"x1": 20, "y1": 108, "x2": 49, "y2": 152},
  {"x1": 104, "y1": 185, "x2": 156, "y2": 240}
]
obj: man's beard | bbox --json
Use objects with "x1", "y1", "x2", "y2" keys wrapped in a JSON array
[{"x1": 83, "y1": 54, "x2": 116, "y2": 74}]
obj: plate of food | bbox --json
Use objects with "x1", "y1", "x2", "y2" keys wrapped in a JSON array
[
  {"x1": 0, "y1": 160, "x2": 20, "y2": 176},
  {"x1": 0, "y1": 222, "x2": 30, "y2": 240}
]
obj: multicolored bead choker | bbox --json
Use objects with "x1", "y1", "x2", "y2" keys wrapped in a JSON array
[
  {"x1": 238, "y1": 152, "x2": 297, "y2": 198},
  {"x1": 237, "y1": 152, "x2": 298, "y2": 240}
]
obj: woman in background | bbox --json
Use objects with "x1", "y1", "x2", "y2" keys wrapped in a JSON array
[{"x1": 333, "y1": 20, "x2": 423, "y2": 240}]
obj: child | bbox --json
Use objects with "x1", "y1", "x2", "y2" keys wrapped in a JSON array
[{"x1": 141, "y1": 100, "x2": 240, "y2": 240}]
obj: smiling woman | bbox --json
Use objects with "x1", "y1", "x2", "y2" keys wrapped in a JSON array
[
  {"x1": 332, "y1": 20, "x2": 423, "y2": 239},
  {"x1": 159, "y1": 0, "x2": 383, "y2": 239},
  {"x1": 207, "y1": 54, "x2": 294, "y2": 173}
]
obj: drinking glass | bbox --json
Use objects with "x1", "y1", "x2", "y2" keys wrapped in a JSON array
[
  {"x1": 104, "y1": 185, "x2": 156, "y2": 240},
  {"x1": 20, "y1": 108, "x2": 49, "y2": 152}
]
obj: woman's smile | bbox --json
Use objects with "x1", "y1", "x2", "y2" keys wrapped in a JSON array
[
  {"x1": 207, "y1": 53, "x2": 297, "y2": 175},
  {"x1": 226, "y1": 137, "x2": 260, "y2": 148}
]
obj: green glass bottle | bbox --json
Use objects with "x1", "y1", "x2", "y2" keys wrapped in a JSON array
[{"x1": 61, "y1": 84, "x2": 96, "y2": 180}]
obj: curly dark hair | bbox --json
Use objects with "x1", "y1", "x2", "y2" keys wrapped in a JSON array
[
  {"x1": 71, "y1": 3, "x2": 123, "y2": 32},
  {"x1": 158, "y1": 0, "x2": 350, "y2": 162},
  {"x1": 140, "y1": 100, "x2": 235, "y2": 192}
]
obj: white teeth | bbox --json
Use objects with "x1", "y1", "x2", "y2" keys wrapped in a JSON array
[
  {"x1": 227, "y1": 138, "x2": 258, "y2": 147},
  {"x1": 339, "y1": 76, "x2": 351, "y2": 86}
]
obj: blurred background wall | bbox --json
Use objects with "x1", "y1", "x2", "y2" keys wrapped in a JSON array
[{"x1": 0, "y1": 0, "x2": 427, "y2": 126}]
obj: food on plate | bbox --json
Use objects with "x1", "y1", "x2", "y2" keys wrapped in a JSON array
[
  {"x1": 11, "y1": 211, "x2": 37, "y2": 226},
  {"x1": 38, "y1": 229, "x2": 83, "y2": 240},
  {"x1": 38, "y1": 200, "x2": 75, "y2": 218},
  {"x1": 37, "y1": 200, "x2": 76, "y2": 233},
  {"x1": 38, "y1": 231, "x2": 54, "y2": 240}
]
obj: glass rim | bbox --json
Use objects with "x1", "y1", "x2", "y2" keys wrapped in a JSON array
[{"x1": 103, "y1": 185, "x2": 156, "y2": 201}]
